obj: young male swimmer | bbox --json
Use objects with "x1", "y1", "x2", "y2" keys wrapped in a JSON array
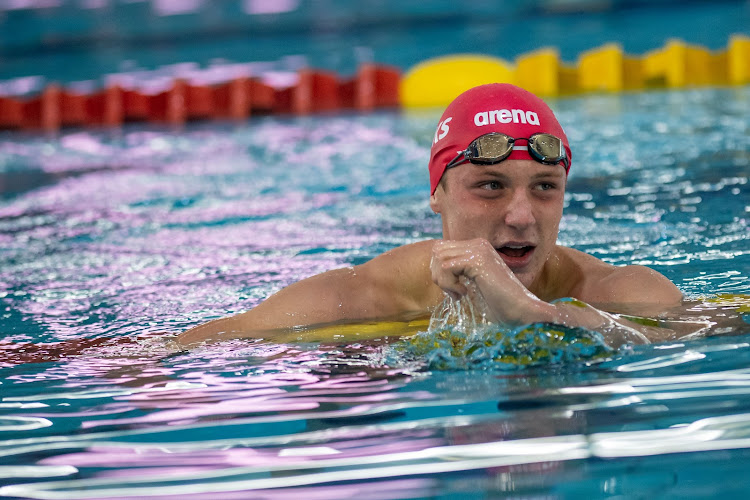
[{"x1": 178, "y1": 83, "x2": 683, "y2": 347}]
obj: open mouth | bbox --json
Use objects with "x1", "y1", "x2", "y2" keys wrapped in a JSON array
[
  {"x1": 496, "y1": 244, "x2": 536, "y2": 268},
  {"x1": 497, "y1": 245, "x2": 534, "y2": 258}
]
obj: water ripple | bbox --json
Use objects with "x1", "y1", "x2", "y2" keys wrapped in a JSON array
[{"x1": 1, "y1": 88, "x2": 750, "y2": 497}]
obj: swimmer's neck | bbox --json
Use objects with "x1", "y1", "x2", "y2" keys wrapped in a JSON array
[{"x1": 527, "y1": 246, "x2": 581, "y2": 302}]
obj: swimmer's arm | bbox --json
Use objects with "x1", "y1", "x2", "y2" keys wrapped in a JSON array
[
  {"x1": 524, "y1": 265, "x2": 684, "y2": 344},
  {"x1": 177, "y1": 241, "x2": 438, "y2": 347}
]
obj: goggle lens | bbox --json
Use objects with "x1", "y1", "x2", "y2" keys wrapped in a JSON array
[
  {"x1": 446, "y1": 133, "x2": 568, "y2": 171},
  {"x1": 528, "y1": 134, "x2": 565, "y2": 163},
  {"x1": 468, "y1": 133, "x2": 513, "y2": 164}
]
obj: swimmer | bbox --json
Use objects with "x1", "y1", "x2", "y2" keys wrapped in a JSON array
[{"x1": 178, "y1": 83, "x2": 684, "y2": 347}]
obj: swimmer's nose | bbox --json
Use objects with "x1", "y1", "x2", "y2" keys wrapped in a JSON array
[{"x1": 504, "y1": 188, "x2": 535, "y2": 229}]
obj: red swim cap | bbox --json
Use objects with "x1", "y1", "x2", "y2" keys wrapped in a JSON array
[{"x1": 428, "y1": 83, "x2": 571, "y2": 194}]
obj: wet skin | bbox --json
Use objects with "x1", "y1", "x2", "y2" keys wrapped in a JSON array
[
  {"x1": 428, "y1": 158, "x2": 682, "y2": 331},
  {"x1": 430, "y1": 158, "x2": 566, "y2": 296}
]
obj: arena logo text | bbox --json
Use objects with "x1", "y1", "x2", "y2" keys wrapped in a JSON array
[{"x1": 474, "y1": 109, "x2": 540, "y2": 126}]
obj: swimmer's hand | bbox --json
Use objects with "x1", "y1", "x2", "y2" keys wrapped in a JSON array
[{"x1": 430, "y1": 238, "x2": 544, "y2": 325}]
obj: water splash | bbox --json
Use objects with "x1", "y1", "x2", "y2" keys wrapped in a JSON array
[{"x1": 396, "y1": 290, "x2": 617, "y2": 371}]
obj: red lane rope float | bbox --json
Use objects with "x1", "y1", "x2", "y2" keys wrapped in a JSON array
[
  {"x1": 2, "y1": 35, "x2": 749, "y2": 131},
  {"x1": 0, "y1": 63, "x2": 401, "y2": 132}
]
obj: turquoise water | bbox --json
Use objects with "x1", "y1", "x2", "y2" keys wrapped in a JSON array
[{"x1": 0, "y1": 87, "x2": 749, "y2": 498}]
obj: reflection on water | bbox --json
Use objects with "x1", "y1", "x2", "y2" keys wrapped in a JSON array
[
  {"x1": 4, "y1": 334, "x2": 750, "y2": 498},
  {"x1": 0, "y1": 88, "x2": 749, "y2": 497}
]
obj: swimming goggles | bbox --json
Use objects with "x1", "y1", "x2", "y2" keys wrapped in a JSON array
[{"x1": 445, "y1": 132, "x2": 570, "y2": 171}]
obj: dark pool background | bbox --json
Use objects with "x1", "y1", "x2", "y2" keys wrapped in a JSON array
[
  {"x1": 2, "y1": 0, "x2": 750, "y2": 92},
  {"x1": 1, "y1": 1, "x2": 750, "y2": 499}
]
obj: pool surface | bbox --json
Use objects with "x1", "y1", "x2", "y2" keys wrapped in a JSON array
[{"x1": 0, "y1": 87, "x2": 749, "y2": 498}]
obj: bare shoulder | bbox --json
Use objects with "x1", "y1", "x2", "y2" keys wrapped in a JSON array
[
  {"x1": 363, "y1": 239, "x2": 437, "y2": 265},
  {"x1": 357, "y1": 239, "x2": 444, "y2": 310},
  {"x1": 559, "y1": 246, "x2": 683, "y2": 312}
]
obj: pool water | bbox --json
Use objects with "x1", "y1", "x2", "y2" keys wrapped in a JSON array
[{"x1": 0, "y1": 87, "x2": 749, "y2": 498}]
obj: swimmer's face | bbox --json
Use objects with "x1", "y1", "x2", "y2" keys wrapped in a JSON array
[{"x1": 430, "y1": 158, "x2": 566, "y2": 289}]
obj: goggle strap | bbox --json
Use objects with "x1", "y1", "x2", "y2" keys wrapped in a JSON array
[{"x1": 445, "y1": 151, "x2": 468, "y2": 170}]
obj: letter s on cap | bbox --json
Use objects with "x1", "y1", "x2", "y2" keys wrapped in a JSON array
[{"x1": 434, "y1": 117, "x2": 452, "y2": 144}]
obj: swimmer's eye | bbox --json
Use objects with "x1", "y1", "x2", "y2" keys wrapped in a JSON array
[
  {"x1": 480, "y1": 181, "x2": 503, "y2": 191},
  {"x1": 534, "y1": 182, "x2": 558, "y2": 191}
]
